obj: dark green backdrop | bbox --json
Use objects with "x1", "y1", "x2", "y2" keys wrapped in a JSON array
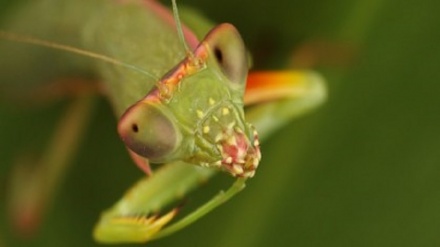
[{"x1": 1, "y1": 0, "x2": 440, "y2": 246}]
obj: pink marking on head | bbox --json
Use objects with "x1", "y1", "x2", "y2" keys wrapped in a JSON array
[{"x1": 146, "y1": 43, "x2": 209, "y2": 101}]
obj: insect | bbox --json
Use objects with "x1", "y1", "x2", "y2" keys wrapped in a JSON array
[{"x1": 0, "y1": 0, "x2": 326, "y2": 244}]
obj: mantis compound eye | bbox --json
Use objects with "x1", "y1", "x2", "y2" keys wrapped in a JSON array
[
  {"x1": 118, "y1": 102, "x2": 181, "y2": 162},
  {"x1": 203, "y1": 23, "x2": 248, "y2": 85}
]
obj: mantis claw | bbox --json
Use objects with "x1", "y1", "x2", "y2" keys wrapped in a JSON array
[
  {"x1": 93, "y1": 208, "x2": 178, "y2": 243},
  {"x1": 92, "y1": 160, "x2": 248, "y2": 243}
]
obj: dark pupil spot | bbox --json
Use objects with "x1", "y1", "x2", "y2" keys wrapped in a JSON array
[
  {"x1": 132, "y1": 123, "x2": 139, "y2": 133},
  {"x1": 214, "y1": 47, "x2": 223, "y2": 64}
]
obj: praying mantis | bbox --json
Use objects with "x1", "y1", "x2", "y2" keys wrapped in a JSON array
[{"x1": 0, "y1": 0, "x2": 326, "y2": 244}]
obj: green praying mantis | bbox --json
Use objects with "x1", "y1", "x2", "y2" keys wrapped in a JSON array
[{"x1": 0, "y1": 0, "x2": 326, "y2": 244}]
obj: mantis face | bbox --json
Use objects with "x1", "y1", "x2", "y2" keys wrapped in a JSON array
[{"x1": 118, "y1": 24, "x2": 260, "y2": 178}]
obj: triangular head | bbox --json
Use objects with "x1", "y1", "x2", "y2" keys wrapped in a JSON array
[{"x1": 118, "y1": 23, "x2": 261, "y2": 178}]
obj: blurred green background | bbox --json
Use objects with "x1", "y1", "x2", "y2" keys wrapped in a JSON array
[{"x1": 1, "y1": 0, "x2": 440, "y2": 246}]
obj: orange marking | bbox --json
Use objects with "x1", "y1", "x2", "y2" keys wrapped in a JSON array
[{"x1": 245, "y1": 71, "x2": 308, "y2": 105}]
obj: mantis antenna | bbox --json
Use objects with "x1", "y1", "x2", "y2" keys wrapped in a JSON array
[
  {"x1": 171, "y1": 0, "x2": 195, "y2": 60},
  {"x1": 0, "y1": 30, "x2": 159, "y2": 81}
]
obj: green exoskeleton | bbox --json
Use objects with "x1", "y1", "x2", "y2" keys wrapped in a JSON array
[{"x1": 0, "y1": 0, "x2": 326, "y2": 243}]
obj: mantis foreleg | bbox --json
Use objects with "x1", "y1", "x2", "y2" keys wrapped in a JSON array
[{"x1": 93, "y1": 162, "x2": 215, "y2": 243}]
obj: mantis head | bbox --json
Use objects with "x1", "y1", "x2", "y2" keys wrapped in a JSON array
[{"x1": 118, "y1": 24, "x2": 260, "y2": 178}]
